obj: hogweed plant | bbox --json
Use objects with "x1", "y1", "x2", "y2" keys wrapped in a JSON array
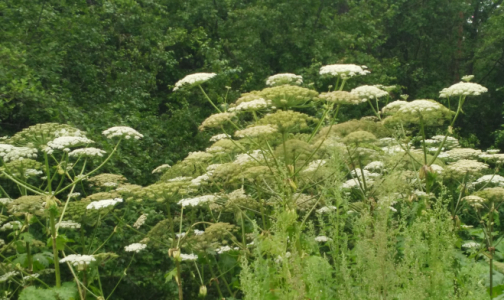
[
  {"x1": 0, "y1": 64, "x2": 500, "y2": 299},
  {"x1": 0, "y1": 124, "x2": 146, "y2": 299}
]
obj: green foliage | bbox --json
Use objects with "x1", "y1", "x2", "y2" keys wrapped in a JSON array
[{"x1": 19, "y1": 282, "x2": 77, "y2": 300}]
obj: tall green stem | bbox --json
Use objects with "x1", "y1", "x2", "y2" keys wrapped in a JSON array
[{"x1": 49, "y1": 209, "x2": 61, "y2": 287}]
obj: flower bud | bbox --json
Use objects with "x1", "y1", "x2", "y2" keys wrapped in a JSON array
[
  {"x1": 169, "y1": 248, "x2": 181, "y2": 262},
  {"x1": 199, "y1": 285, "x2": 207, "y2": 297}
]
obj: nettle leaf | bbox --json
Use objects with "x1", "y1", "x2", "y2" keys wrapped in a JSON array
[
  {"x1": 53, "y1": 282, "x2": 78, "y2": 300},
  {"x1": 20, "y1": 232, "x2": 35, "y2": 244}
]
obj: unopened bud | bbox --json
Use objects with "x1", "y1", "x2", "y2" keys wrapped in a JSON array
[
  {"x1": 169, "y1": 248, "x2": 181, "y2": 262},
  {"x1": 199, "y1": 285, "x2": 207, "y2": 297}
]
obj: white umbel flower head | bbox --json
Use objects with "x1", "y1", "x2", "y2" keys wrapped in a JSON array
[
  {"x1": 180, "y1": 253, "x2": 198, "y2": 261},
  {"x1": 133, "y1": 214, "x2": 148, "y2": 229},
  {"x1": 228, "y1": 98, "x2": 270, "y2": 112},
  {"x1": 69, "y1": 147, "x2": 106, "y2": 157},
  {"x1": 302, "y1": 159, "x2": 327, "y2": 173},
  {"x1": 102, "y1": 126, "x2": 143, "y2": 140},
  {"x1": 234, "y1": 125, "x2": 277, "y2": 138},
  {"x1": 124, "y1": 243, "x2": 147, "y2": 253},
  {"x1": 86, "y1": 198, "x2": 123, "y2": 210},
  {"x1": 3, "y1": 147, "x2": 37, "y2": 162},
  {"x1": 0, "y1": 271, "x2": 19, "y2": 283},
  {"x1": 319, "y1": 64, "x2": 370, "y2": 78},
  {"x1": 152, "y1": 164, "x2": 171, "y2": 174},
  {"x1": 60, "y1": 254, "x2": 96, "y2": 266},
  {"x1": 209, "y1": 134, "x2": 231, "y2": 142},
  {"x1": 266, "y1": 73, "x2": 303, "y2": 86},
  {"x1": 315, "y1": 236, "x2": 332, "y2": 242},
  {"x1": 381, "y1": 100, "x2": 407, "y2": 115},
  {"x1": 439, "y1": 82, "x2": 488, "y2": 98},
  {"x1": 173, "y1": 73, "x2": 217, "y2": 91},
  {"x1": 216, "y1": 246, "x2": 232, "y2": 254},
  {"x1": 56, "y1": 220, "x2": 81, "y2": 229},
  {"x1": 1, "y1": 221, "x2": 22, "y2": 231},
  {"x1": 316, "y1": 206, "x2": 337, "y2": 214},
  {"x1": 350, "y1": 85, "x2": 388, "y2": 101},
  {"x1": 178, "y1": 195, "x2": 217, "y2": 207},
  {"x1": 47, "y1": 136, "x2": 94, "y2": 150},
  {"x1": 462, "y1": 242, "x2": 480, "y2": 249},
  {"x1": 0, "y1": 144, "x2": 15, "y2": 157}
]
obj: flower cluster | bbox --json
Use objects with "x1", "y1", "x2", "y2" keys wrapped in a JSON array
[
  {"x1": 209, "y1": 134, "x2": 231, "y2": 142},
  {"x1": 86, "y1": 198, "x2": 123, "y2": 210},
  {"x1": 124, "y1": 243, "x2": 147, "y2": 253},
  {"x1": 439, "y1": 82, "x2": 488, "y2": 98},
  {"x1": 152, "y1": 164, "x2": 171, "y2": 174},
  {"x1": 234, "y1": 125, "x2": 277, "y2": 138},
  {"x1": 69, "y1": 147, "x2": 106, "y2": 157},
  {"x1": 319, "y1": 64, "x2": 370, "y2": 78},
  {"x1": 173, "y1": 72, "x2": 216, "y2": 91},
  {"x1": 266, "y1": 73, "x2": 303, "y2": 86},
  {"x1": 102, "y1": 126, "x2": 143, "y2": 140},
  {"x1": 228, "y1": 98, "x2": 270, "y2": 112},
  {"x1": 199, "y1": 112, "x2": 236, "y2": 131},
  {"x1": 350, "y1": 85, "x2": 388, "y2": 101},
  {"x1": 47, "y1": 136, "x2": 94, "y2": 151},
  {"x1": 60, "y1": 254, "x2": 96, "y2": 266},
  {"x1": 178, "y1": 195, "x2": 217, "y2": 207},
  {"x1": 133, "y1": 214, "x2": 148, "y2": 229},
  {"x1": 56, "y1": 220, "x2": 81, "y2": 229},
  {"x1": 318, "y1": 91, "x2": 363, "y2": 105},
  {"x1": 446, "y1": 160, "x2": 488, "y2": 175},
  {"x1": 180, "y1": 253, "x2": 198, "y2": 261},
  {"x1": 3, "y1": 147, "x2": 38, "y2": 162},
  {"x1": 315, "y1": 236, "x2": 332, "y2": 242}
]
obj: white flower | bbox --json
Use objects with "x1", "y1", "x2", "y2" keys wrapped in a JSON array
[
  {"x1": 316, "y1": 206, "x2": 337, "y2": 214},
  {"x1": 133, "y1": 214, "x2": 148, "y2": 229},
  {"x1": 124, "y1": 243, "x2": 147, "y2": 253},
  {"x1": 0, "y1": 221, "x2": 22, "y2": 231},
  {"x1": 0, "y1": 198, "x2": 12, "y2": 205},
  {"x1": 69, "y1": 147, "x2": 106, "y2": 157},
  {"x1": 167, "y1": 176, "x2": 192, "y2": 182},
  {"x1": 152, "y1": 164, "x2": 171, "y2": 174},
  {"x1": 462, "y1": 242, "x2": 480, "y2": 249},
  {"x1": 185, "y1": 151, "x2": 213, "y2": 161},
  {"x1": 178, "y1": 195, "x2": 217, "y2": 207},
  {"x1": 56, "y1": 220, "x2": 81, "y2": 229},
  {"x1": 487, "y1": 149, "x2": 500, "y2": 154},
  {"x1": 472, "y1": 175, "x2": 504, "y2": 187},
  {"x1": 446, "y1": 160, "x2": 488, "y2": 174},
  {"x1": 315, "y1": 236, "x2": 332, "y2": 242},
  {"x1": 47, "y1": 136, "x2": 94, "y2": 150},
  {"x1": 3, "y1": 147, "x2": 38, "y2": 162},
  {"x1": 228, "y1": 98, "x2": 270, "y2": 112},
  {"x1": 439, "y1": 82, "x2": 488, "y2": 98},
  {"x1": 199, "y1": 112, "x2": 235, "y2": 130},
  {"x1": 216, "y1": 246, "x2": 232, "y2": 254},
  {"x1": 86, "y1": 198, "x2": 123, "y2": 210},
  {"x1": 235, "y1": 125, "x2": 277, "y2": 138},
  {"x1": 319, "y1": 64, "x2": 370, "y2": 78},
  {"x1": 191, "y1": 173, "x2": 212, "y2": 187},
  {"x1": 233, "y1": 150, "x2": 265, "y2": 165},
  {"x1": 180, "y1": 253, "x2": 198, "y2": 261},
  {"x1": 266, "y1": 73, "x2": 303, "y2": 86},
  {"x1": 302, "y1": 159, "x2": 327, "y2": 173},
  {"x1": 0, "y1": 271, "x2": 19, "y2": 283},
  {"x1": 24, "y1": 169, "x2": 43, "y2": 178},
  {"x1": 364, "y1": 161, "x2": 384, "y2": 171},
  {"x1": 398, "y1": 100, "x2": 444, "y2": 114},
  {"x1": 0, "y1": 144, "x2": 15, "y2": 157},
  {"x1": 194, "y1": 229, "x2": 205, "y2": 236},
  {"x1": 381, "y1": 100, "x2": 407, "y2": 114},
  {"x1": 350, "y1": 85, "x2": 388, "y2": 101},
  {"x1": 430, "y1": 164, "x2": 444, "y2": 174},
  {"x1": 173, "y1": 73, "x2": 216, "y2": 91},
  {"x1": 210, "y1": 134, "x2": 231, "y2": 142},
  {"x1": 22, "y1": 274, "x2": 40, "y2": 281},
  {"x1": 102, "y1": 126, "x2": 143, "y2": 140},
  {"x1": 60, "y1": 254, "x2": 96, "y2": 266}
]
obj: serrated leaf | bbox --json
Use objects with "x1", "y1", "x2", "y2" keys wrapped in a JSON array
[
  {"x1": 164, "y1": 268, "x2": 177, "y2": 283},
  {"x1": 53, "y1": 282, "x2": 78, "y2": 300},
  {"x1": 47, "y1": 235, "x2": 74, "y2": 251},
  {"x1": 19, "y1": 286, "x2": 56, "y2": 300}
]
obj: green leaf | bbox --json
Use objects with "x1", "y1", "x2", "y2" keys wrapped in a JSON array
[
  {"x1": 47, "y1": 235, "x2": 74, "y2": 251},
  {"x1": 18, "y1": 282, "x2": 77, "y2": 300},
  {"x1": 164, "y1": 268, "x2": 178, "y2": 283}
]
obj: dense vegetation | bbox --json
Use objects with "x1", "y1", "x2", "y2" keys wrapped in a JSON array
[{"x1": 1, "y1": 1, "x2": 504, "y2": 299}]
